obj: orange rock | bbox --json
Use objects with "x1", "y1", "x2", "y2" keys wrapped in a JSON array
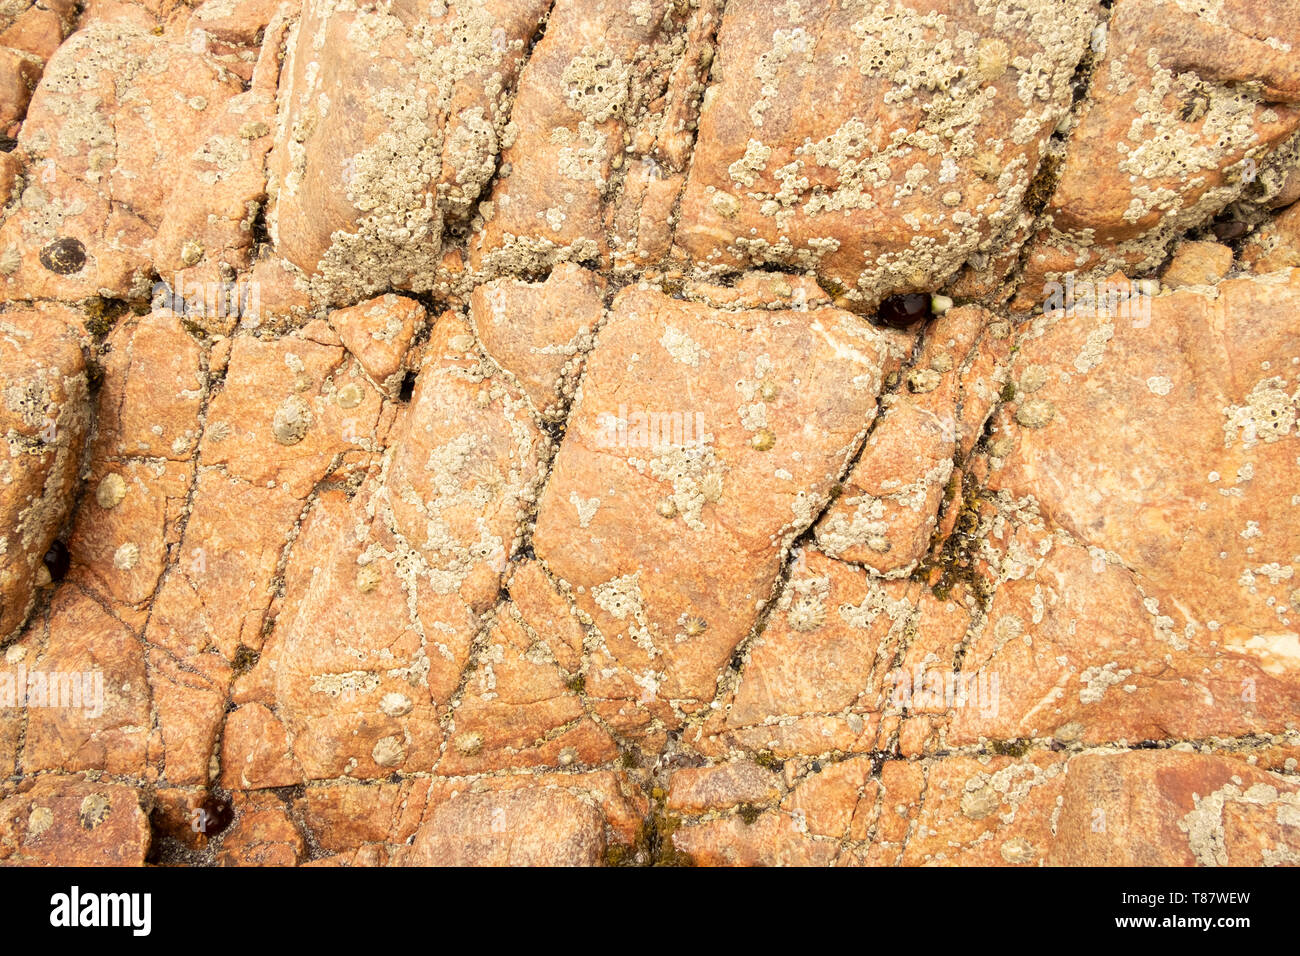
[
  {"x1": 469, "y1": 263, "x2": 605, "y2": 421},
  {"x1": 984, "y1": 272, "x2": 1300, "y2": 744},
  {"x1": 0, "y1": 0, "x2": 77, "y2": 63},
  {"x1": 1162, "y1": 240, "x2": 1234, "y2": 289},
  {"x1": 666, "y1": 759, "x2": 782, "y2": 814},
  {"x1": 507, "y1": 560, "x2": 587, "y2": 673},
  {"x1": 438, "y1": 611, "x2": 618, "y2": 774},
  {"x1": 405, "y1": 788, "x2": 607, "y2": 866},
  {"x1": 0, "y1": 306, "x2": 88, "y2": 642},
  {"x1": 153, "y1": 85, "x2": 279, "y2": 282},
  {"x1": 187, "y1": 0, "x2": 297, "y2": 47},
  {"x1": 1016, "y1": 0, "x2": 1300, "y2": 306},
  {"x1": 144, "y1": 470, "x2": 301, "y2": 660},
  {"x1": 1242, "y1": 202, "x2": 1300, "y2": 273},
  {"x1": 16, "y1": 587, "x2": 149, "y2": 778},
  {"x1": 266, "y1": 0, "x2": 551, "y2": 299},
  {"x1": 198, "y1": 330, "x2": 383, "y2": 496},
  {"x1": 89, "y1": 312, "x2": 206, "y2": 461},
  {"x1": 781, "y1": 756, "x2": 874, "y2": 839},
  {"x1": 727, "y1": 549, "x2": 897, "y2": 732},
  {"x1": 0, "y1": 21, "x2": 245, "y2": 300},
  {"x1": 469, "y1": 0, "x2": 683, "y2": 275},
  {"x1": 147, "y1": 645, "x2": 231, "y2": 785},
  {"x1": 2, "y1": 0, "x2": 1300, "y2": 869},
  {"x1": 1048, "y1": 750, "x2": 1300, "y2": 866},
  {"x1": 674, "y1": 0, "x2": 1093, "y2": 310},
  {"x1": 534, "y1": 288, "x2": 896, "y2": 713},
  {"x1": 0, "y1": 46, "x2": 41, "y2": 129},
  {"x1": 0, "y1": 776, "x2": 150, "y2": 865},
  {"x1": 671, "y1": 811, "x2": 838, "y2": 866},
  {"x1": 215, "y1": 791, "x2": 306, "y2": 866},
  {"x1": 295, "y1": 778, "x2": 433, "y2": 854},
  {"x1": 328, "y1": 294, "x2": 426, "y2": 396},
  {"x1": 816, "y1": 305, "x2": 998, "y2": 572},
  {"x1": 220, "y1": 702, "x2": 301, "y2": 790}
]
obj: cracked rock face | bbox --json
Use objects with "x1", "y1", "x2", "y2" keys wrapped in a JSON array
[
  {"x1": 0, "y1": 307, "x2": 87, "y2": 643},
  {"x1": 1, "y1": 0, "x2": 1300, "y2": 868}
]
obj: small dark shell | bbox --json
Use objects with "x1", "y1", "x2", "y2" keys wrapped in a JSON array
[
  {"x1": 39, "y1": 237, "x2": 87, "y2": 275},
  {"x1": 1211, "y1": 219, "x2": 1248, "y2": 242},
  {"x1": 876, "y1": 293, "x2": 931, "y2": 329}
]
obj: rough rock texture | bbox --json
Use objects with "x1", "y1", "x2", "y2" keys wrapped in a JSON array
[
  {"x1": 0, "y1": 307, "x2": 87, "y2": 642},
  {"x1": 266, "y1": 0, "x2": 552, "y2": 300},
  {"x1": 0, "y1": 776, "x2": 150, "y2": 865},
  {"x1": 532, "y1": 287, "x2": 901, "y2": 720},
  {"x1": 0, "y1": 20, "x2": 247, "y2": 300},
  {"x1": 469, "y1": 262, "x2": 605, "y2": 421},
  {"x1": 0, "y1": 0, "x2": 77, "y2": 132},
  {"x1": 1, "y1": 0, "x2": 1300, "y2": 868},
  {"x1": 1014, "y1": 0, "x2": 1300, "y2": 308},
  {"x1": 675, "y1": 0, "x2": 1095, "y2": 311}
]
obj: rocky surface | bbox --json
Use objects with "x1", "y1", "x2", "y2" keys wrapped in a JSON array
[{"x1": 1, "y1": 0, "x2": 1299, "y2": 867}]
